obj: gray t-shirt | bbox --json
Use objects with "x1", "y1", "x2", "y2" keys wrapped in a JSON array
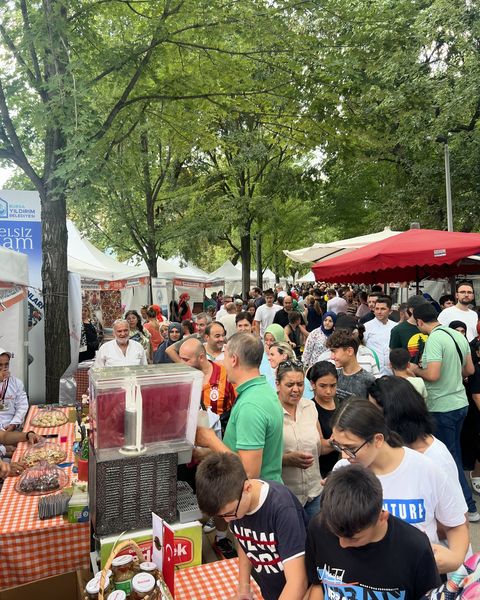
[{"x1": 336, "y1": 368, "x2": 376, "y2": 402}]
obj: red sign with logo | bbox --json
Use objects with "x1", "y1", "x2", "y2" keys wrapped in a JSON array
[
  {"x1": 174, "y1": 537, "x2": 193, "y2": 565},
  {"x1": 113, "y1": 535, "x2": 193, "y2": 567}
]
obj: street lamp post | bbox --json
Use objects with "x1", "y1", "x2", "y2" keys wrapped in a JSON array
[
  {"x1": 444, "y1": 143, "x2": 453, "y2": 232},
  {"x1": 436, "y1": 134, "x2": 453, "y2": 232}
]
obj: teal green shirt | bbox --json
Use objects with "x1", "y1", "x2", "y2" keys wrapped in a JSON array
[
  {"x1": 422, "y1": 325, "x2": 469, "y2": 412},
  {"x1": 223, "y1": 375, "x2": 284, "y2": 482}
]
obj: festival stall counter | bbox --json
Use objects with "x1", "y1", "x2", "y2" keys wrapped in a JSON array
[
  {"x1": 88, "y1": 364, "x2": 203, "y2": 537},
  {"x1": 0, "y1": 406, "x2": 90, "y2": 590}
]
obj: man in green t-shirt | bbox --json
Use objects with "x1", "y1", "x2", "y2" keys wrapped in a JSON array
[
  {"x1": 195, "y1": 332, "x2": 284, "y2": 482},
  {"x1": 411, "y1": 302, "x2": 478, "y2": 520}
]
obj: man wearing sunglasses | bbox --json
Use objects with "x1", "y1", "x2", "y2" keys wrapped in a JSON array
[{"x1": 196, "y1": 452, "x2": 308, "y2": 600}]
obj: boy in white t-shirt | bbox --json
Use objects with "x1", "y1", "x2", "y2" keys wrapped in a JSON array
[
  {"x1": 389, "y1": 347, "x2": 428, "y2": 399},
  {"x1": 254, "y1": 289, "x2": 282, "y2": 338}
]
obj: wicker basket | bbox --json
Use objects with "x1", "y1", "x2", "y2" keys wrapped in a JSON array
[{"x1": 95, "y1": 539, "x2": 174, "y2": 600}]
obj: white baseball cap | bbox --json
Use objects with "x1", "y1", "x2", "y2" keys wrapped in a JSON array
[{"x1": 0, "y1": 348, "x2": 12, "y2": 358}]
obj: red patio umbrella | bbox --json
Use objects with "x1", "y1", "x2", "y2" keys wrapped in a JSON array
[{"x1": 311, "y1": 229, "x2": 480, "y2": 284}]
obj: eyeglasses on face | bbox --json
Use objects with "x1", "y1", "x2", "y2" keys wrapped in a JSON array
[
  {"x1": 329, "y1": 437, "x2": 372, "y2": 459},
  {"x1": 217, "y1": 479, "x2": 246, "y2": 518}
]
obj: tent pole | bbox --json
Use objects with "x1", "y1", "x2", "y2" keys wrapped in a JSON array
[{"x1": 415, "y1": 267, "x2": 420, "y2": 294}]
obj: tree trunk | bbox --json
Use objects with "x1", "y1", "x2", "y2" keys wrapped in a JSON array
[
  {"x1": 41, "y1": 188, "x2": 70, "y2": 402},
  {"x1": 240, "y1": 233, "x2": 251, "y2": 299},
  {"x1": 256, "y1": 234, "x2": 263, "y2": 289}
]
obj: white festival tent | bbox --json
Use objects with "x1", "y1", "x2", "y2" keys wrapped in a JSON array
[
  {"x1": 297, "y1": 271, "x2": 316, "y2": 283},
  {"x1": 67, "y1": 220, "x2": 149, "y2": 282},
  {"x1": 0, "y1": 246, "x2": 28, "y2": 382},
  {"x1": 209, "y1": 260, "x2": 280, "y2": 296},
  {"x1": 283, "y1": 228, "x2": 402, "y2": 264}
]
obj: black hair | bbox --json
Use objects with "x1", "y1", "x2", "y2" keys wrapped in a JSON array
[
  {"x1": 371, "y1": 285, "x2": 383, "y2": 293},
  {"x1": 413, "y1": 303, "x2": 438, "y2": 323},
  {"x1": 125, "y1": 309, "x2": 145, "y2": 334},
  {"x1": 146, "y1": 307, "x2": 157, "y2": 319},
  {"x1": 368, "y1": 376, "x2": 435, "y2": 445},
  {"x1": 205, "y1": 322, "x2": 226, "y2": 336},
  {"x1": 439, "y1": 294, "x2": 455, "y2": 306},
  {"x1": 181, "y1": 319, "x2": 195, "y2": 335},
  {"x1": 307, "y1": 360, "x2": 338, "y2": 382},
  {"x1": 449, "y1": 320, "x2": 467, "y2": 334},
  {"x1": 375, "y1": 295, "x2": 392, "y2": 309},
  {"x1": 331, "y1": 398, "x2": 403, "y2": 448},
  {"x1": 389, "y1": 348, "x2": 410, "y2": 371},
  {"x1": 320, "y1": 464, "x2": 383, "y2": 538},
  {"x1": 235, "y1": 311, "x2": 253, "y2": 324}
]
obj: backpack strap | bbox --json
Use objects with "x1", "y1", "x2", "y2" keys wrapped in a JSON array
[{"x1": 432, "y1": 327, "x2": 465, "y2": 366}]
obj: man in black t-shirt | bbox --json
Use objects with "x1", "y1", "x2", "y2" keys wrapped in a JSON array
[
  {"x1": 196, "y1": 452, "x2": 308, "y2": 600},
  {"x1": 305, "y1": 465, "x2": 440, "y2": 600}
]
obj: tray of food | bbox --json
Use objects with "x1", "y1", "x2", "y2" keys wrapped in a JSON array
[
  {"x1": 31, "y1": 409, "x2": 68, "y2": 428},
  {"x1": 22, "y1": 441, "x2": 67, "y2": 467},
  {"x1": 15, "y1": 461, "x2": 69, "y2": 496}
]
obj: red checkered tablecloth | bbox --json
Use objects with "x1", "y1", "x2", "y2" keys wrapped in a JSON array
[
  {"x1": 0, "y1": 406, "x2": 90, "y2": 590},
  {"x1": 175, "y1": 558, "x2": 264, "y2": 599}
]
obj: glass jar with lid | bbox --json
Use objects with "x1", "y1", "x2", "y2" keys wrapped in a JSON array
[
  {"x1": 138, "y1": 561, "x2": 160, "y2": 580},
  {"x1": 85, "y1": 575, "x2": 111, "y2": 599},
  {"x1": 112, "y1": 554, "x2": 136, "y2": 595},
  {"x1": 131, "y1": 573, "x2": 158, "y2": 599},
  {"x1": 107, "y1": 591, "x2": 127, "y2": 600}
]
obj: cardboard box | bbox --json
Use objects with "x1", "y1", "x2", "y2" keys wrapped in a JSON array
[
  {"x1": 0, "y1": 570, "x2": 89, "y2": 600},
  {"x1": 99, "y1": 521, "x2": 202, "y2": 570},
  {"x1": 67, "y1": 493, "x2": 89, "y2": 523}
]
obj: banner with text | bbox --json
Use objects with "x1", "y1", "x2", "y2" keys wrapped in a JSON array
[{"x1": 0, "y1": 190, "x2": 44, "y2": 400}]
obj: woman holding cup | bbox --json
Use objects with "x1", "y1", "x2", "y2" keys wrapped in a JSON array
[{"x1": 277, "y1": 359, "x2": 322, "y2": 522}]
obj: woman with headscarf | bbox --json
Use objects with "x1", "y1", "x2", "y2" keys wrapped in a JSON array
[
  {"x1": 302, "y1": 311, "x2": 337, "y2": 371},
  {"x1": 143, "y1": 307, "x2": 163, "y2": 354},
  {"x1": 178, "y1": 293, "x2": 192, "y2": 321},
  {"x1": 153, "y1": 322, "x2": 183, "y2": 364},
  {"x1": 263, "y1": 323, "x2": 285, "y2": 350},
  {"x1": 150, "y1": 304, "x2": 164, "y2": 322},
  {"x1": 449, "y1": 320, "x2": 468, "y2": 337}
]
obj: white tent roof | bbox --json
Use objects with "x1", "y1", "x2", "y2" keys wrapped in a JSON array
[
  {"x1": 209, "y1": 260, "x2": 277, "y2": 285},
  {"x1": 0, "y1": 246, "x2": 28, "y2": 286},
  {"x1": 67, "y1": 220, "x2": 149, "y2": 281},
  {"x1": 298, "y1": 271, "x2": 316, "y2": 283},
  {"x1": 168, "y1": 255, "x2": 211, "y2": 279},
  {"x1": 263, "y1": 268, "x2": 276, "y2": 282},
  {"x1": 209, "y1": 260, "x2": 243, "y2": 282},
  {"x1": 283, "y1": 228, "x2": 402, "y2": 264}
]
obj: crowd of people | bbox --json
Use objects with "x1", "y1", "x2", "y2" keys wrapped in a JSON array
[{"x1": 3, "y1": 279, "x2": 480, "y2": 598}]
